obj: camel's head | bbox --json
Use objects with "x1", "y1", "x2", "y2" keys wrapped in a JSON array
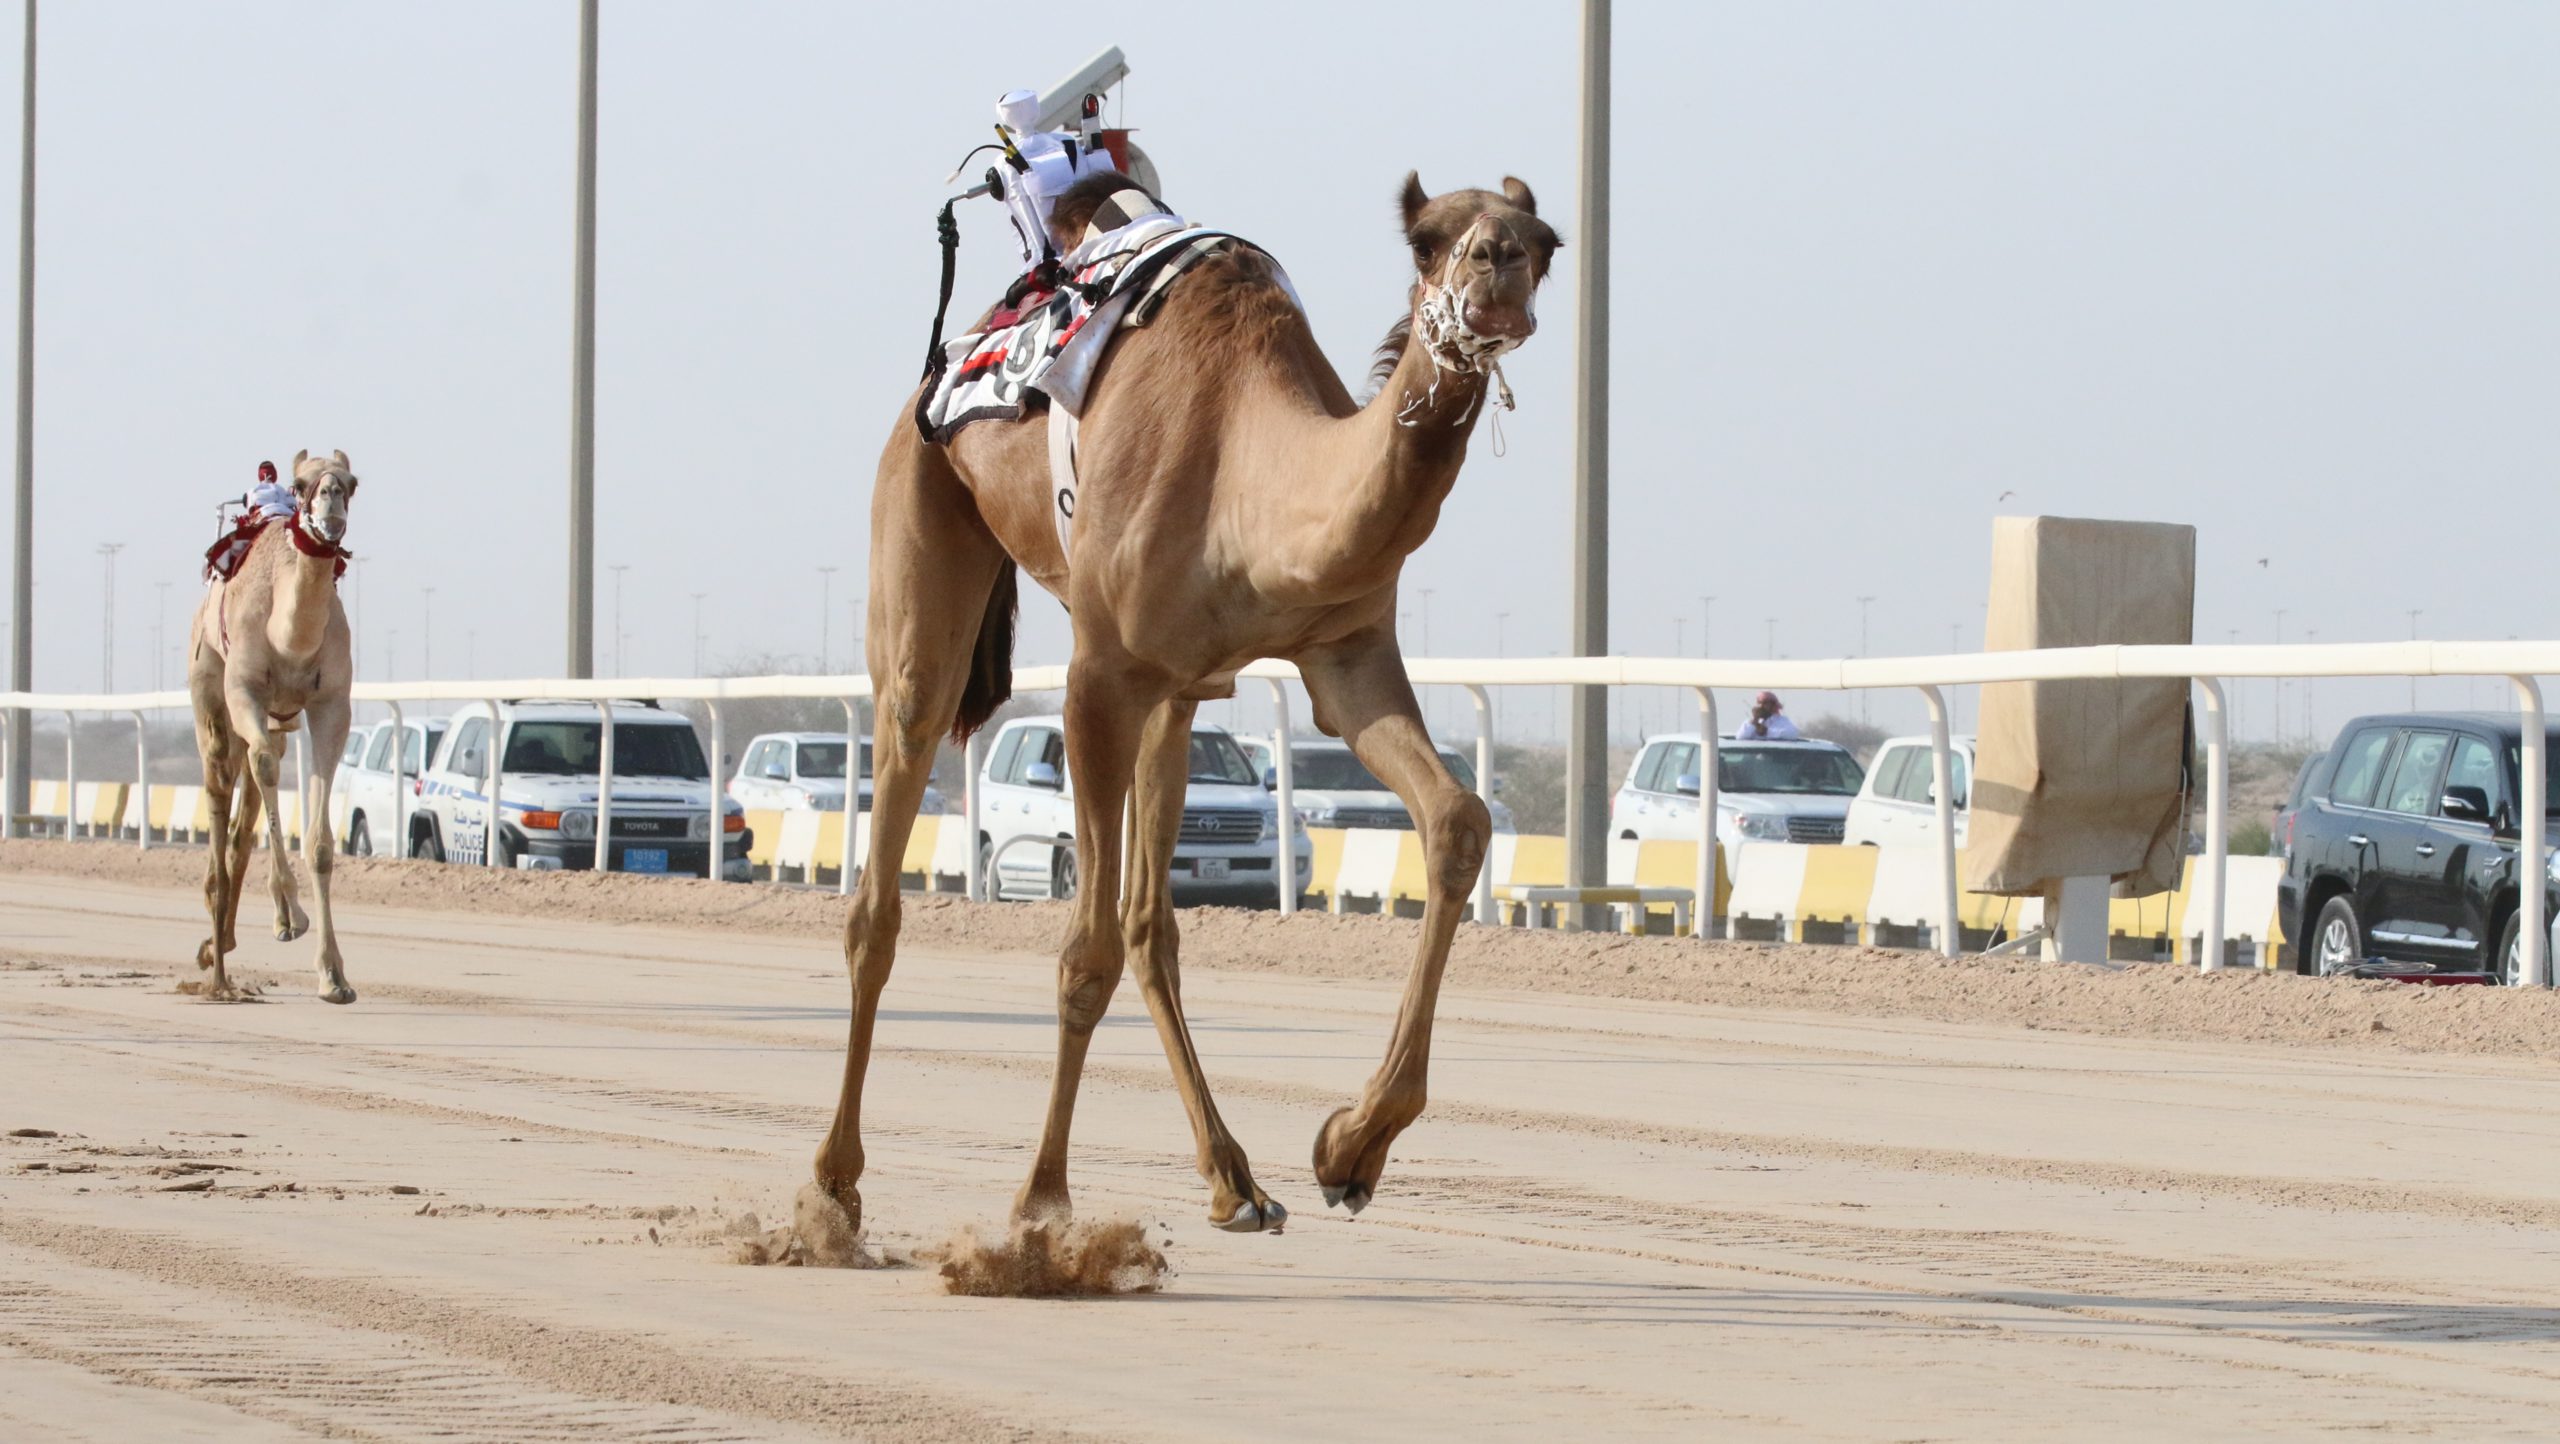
[
  {"x1": 290, "y1": 448, "x2": 358, "y2": 547},
  {"x1": 1400, "y1": 173, "x2": 1558, "y2": 370}
]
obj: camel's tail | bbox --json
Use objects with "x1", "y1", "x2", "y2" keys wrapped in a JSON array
[{"x1": 951, "y1": 561, "x2": 1018, "y2": 745}]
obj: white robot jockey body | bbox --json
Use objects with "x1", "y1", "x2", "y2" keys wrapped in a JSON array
[{"x1": 990, "y1": 87, "x2": 1119, "y2": 279}]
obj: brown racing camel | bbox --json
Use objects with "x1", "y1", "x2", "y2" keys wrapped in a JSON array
[
  {"x1": 187, "y1": 450, "x2": 360, "y2": 1003},
  {"x1": 818, "y1": 171, "x2": 1556, "y2": 1237}
]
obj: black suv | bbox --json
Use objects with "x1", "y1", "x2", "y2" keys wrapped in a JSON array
[{"x1": 2280, "y1": 712, "x2": 2558, "y2": 983}]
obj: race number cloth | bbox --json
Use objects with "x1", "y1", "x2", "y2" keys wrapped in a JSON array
[{"x1": 916, "y1": 212, "x2": 1287, "y2": 444}]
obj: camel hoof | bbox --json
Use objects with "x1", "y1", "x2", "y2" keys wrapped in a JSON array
[
  {"x1": 195, "y1": 940, "x2": 218, "y2": 971},
  {"x1": 318, "y1": 982, "x2": 356, "y2": 1005},
  {"x1": 275, "y1": 920, "x2": 308, "y2": 943},
  {"x1": 1326, "y1": 1184, "x2": 1371, "y2": 1216},
  {"x1": 1212, "y1": 1198, "x2": 1288, "y2": 1234}
]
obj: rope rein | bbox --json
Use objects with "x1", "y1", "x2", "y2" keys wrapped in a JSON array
[{"x1": 1400, "y1": 212, "x2": 1527, "y2": 438}]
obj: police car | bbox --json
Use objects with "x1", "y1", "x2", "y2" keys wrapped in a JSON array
[{"x1": 410, "y1": 700, "x2": 751, "y2": 880}]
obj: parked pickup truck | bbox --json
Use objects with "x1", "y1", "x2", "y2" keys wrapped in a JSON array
[{"x1": 410, "y1": 700, "x2": 751, "y2": 881}]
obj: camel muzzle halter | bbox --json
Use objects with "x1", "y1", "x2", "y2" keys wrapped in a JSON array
[{"x1": 1401, "y1": 212, "x2": 1528, "y2": 431}]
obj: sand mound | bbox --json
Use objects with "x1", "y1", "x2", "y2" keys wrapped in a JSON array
[{"x1": 930, "y1": 1217, "x2": 1170, "y2": 1298}]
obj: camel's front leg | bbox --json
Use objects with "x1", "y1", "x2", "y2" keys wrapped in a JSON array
[
  {"x1": 303, "y1": 702, "x2": 354, "y2": 1003},
  {"x1": 194, "y1": 736, "x2": 244, "y2": 993},
  {"x1": 1297, "y1": 632, "x2": 1490, "y2": 1214},
  {"x1": 250, "y1": 737, "x2": 309, "y2": 944},
  {"x1": 1013, "y1": 663, "x2": 1151, "y2": 1226},
  {"x1": 1123, "y1": 696, "x2": 1284, "y2": 1232}
]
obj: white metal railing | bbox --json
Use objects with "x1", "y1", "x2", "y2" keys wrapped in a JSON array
[{"x1": 6, "y1": 640, "x2": 2555, "y2": 984}]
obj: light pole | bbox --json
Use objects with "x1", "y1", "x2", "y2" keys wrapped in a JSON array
[
  {"x1": 607, "y1": 563, "x2": 630, "y2": 676},
  {"x1": 565, "y1": 0, "x2": 598, "y2": 677},
  {"x1": 1563, "y1": 0, "x2": 1612, "y2": 926},
  {"x1": 816, "y1": 565, "x2": 838, "y2": 673},
  {"x1": 690, "y1": 591, "x2": 707, "y2": 675},
  {"x1": 95, "y1": 542, "x2": 121, "y2": 689},
  {"x1": 420, "y1": 587, "x2": 436, "y2": 678},
  {"x1": 6, "y1": 0, "x2": 35, "y2": 835}
]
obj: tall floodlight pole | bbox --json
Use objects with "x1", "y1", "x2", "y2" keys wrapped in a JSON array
[
  {"x1": 6, "y1": 0, "x2": 34, "y2": 836},
  {"x1": 816, "y1": 565, "x2": 837, "y2": 673},
  {"x1": 2272, "y1": 608, "x2": 2286, "y2": 745},
  {"x1": 94, "y1": 541, "x2": 117, "y2": 688},
  {"x1": 564, "y1": 0, "x2": 598, "y2": 677},
  {"x1": 607, "y1": 562, "x2": 628, "y2": 676},
  {"x1": 1563, "y1": 0, "x2": 1611, "y2": 927}
]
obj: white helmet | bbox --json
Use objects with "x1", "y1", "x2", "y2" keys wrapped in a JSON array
[{"x1": 994, "y1": 88, "x2": 1039, "y2": 136}]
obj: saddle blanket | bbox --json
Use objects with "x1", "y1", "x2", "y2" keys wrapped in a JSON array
[{"x1": 917, "y1": 211, "x2": 1291, "y2": 444}]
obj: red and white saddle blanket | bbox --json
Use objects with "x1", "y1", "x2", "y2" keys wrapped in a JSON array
[
  {"x1": 916, "y1": 209, "x2": 1292, "y2": 445},
  {"x1": 203, "y1": 508, "x2": 348, "y2": 585}
]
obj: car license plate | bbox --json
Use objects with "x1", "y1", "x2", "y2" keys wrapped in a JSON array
[
  {"x1": 1194, "y1": 857, "x2": 1230, "y2": 881},
  {"x1": 624, "y1": 847, "x2": 669, "y2": 874}
]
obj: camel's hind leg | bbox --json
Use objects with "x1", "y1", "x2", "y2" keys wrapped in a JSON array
[
  {"x1": 302, "y1": 698, "x2": 355, "y2": 1003},
  {"x1": 813, "y1": 423, "x2": 1010, "y2": 1236},
  {"x1": 1120, "y1": 695, "x2": 1283, "y2": 1231},
  {"x1": 1296, "y1": 630, "x2": 1491, "y2": 1215}
]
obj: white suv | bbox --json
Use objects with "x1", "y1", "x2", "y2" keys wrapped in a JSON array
[
  {"x1": 1285, "y1": 738, "x2": 1516, "y2": 833},
  {"x1": 1843, "y1": 734, "x2": 1976, "y2": 847},
  {"x1": 1612, "y1": 733, "x2": 1866, "y2": 845},
  {"x1": 727, "y1": 732, "x2": 945, "y2": 815},
  {"x1": 329, "y1": 714, "x2": 447, "y2": 857},
  {"x1": 978, "y1": 715, "x2": 1311, "y2": 904},
  {"x1": 412, "y1": 700, "x2": 751, "y2": 880}
]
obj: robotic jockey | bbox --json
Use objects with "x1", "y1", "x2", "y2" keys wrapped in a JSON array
[{"x1": 989, "y1": 87, "x2": 1118, "y2": 276}]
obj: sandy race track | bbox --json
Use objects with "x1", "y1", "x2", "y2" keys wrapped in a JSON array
[{"x1": 7, "y1": 842, "x2": 2560, "y2": 1440}]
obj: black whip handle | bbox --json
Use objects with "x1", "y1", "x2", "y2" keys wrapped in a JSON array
[{"x1": 921, "y1": 198, "x2": 961, "y2": 383}]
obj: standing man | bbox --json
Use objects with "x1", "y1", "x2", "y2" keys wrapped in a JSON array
[{"x1": 1735, "y1": 691, "x2": 1802, "y2": 741}]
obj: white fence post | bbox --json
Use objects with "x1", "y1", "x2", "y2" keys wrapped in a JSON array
[
  {"x1": 594, "y1": 699, "x2": 616, "y2": 873},
  {"x1": 2195, "y1": 678, "x2": 2229, "y2": 972},
  {"x1": 965, "y1": 727, "x2": 988, "y2": 901},
  {"x1": 1917, "y1": 686, "x2": 1960, "y2": 957},
  {"x1": 2514, "y1": 675, "x2": 2547, "y2": 988},
  {"x1": 131, "y1": 710, "x2": 148, "y2": 850},
  {"x1": 385, "y1": 701, "x2": 407, "y2": 857},
  {"x1": 1467, "y1": 683, "x2": 1495, "y2": 924},
  {"x1": 1266, "y1": 677, "x2": 1296, "y2": 917},
  {"x1": 837, "y1": 697, "x2": 860, "y2": 896},
  {"x1": 1694, "y1": 686, "x2": 1718, "y2": 937},
  {"x1": 707, "y1": 699, "x2": 726, "y2": 883},
  {"x1": 482, "y1": 700, "x2": 503, "y2": 869}
]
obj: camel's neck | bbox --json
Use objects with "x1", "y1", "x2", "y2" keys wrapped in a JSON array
[
  {"x1": 1267, "y1": 326, "x2": 1488, "y2": 601},
  {"x1": 265, "y1": 540, "x2": 341, "y2": 661}
]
